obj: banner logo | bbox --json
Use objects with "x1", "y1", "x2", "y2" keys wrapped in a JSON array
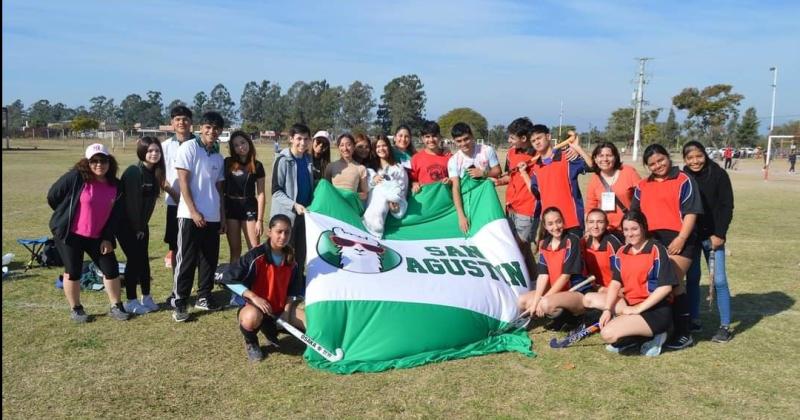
[{"x1": 316, "y1": 227, "x2": 402, "y2": 273}]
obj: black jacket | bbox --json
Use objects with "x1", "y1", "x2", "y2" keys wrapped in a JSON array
[
  {"x1": 684, "y1": 161, "x2": 734, "y2": 240},
  {"x1": 47, "y1": 169, "x2": 122, "y2": 246},
  {"x1": 120, "y1": 163, "x2": 158, "y2": 233}
]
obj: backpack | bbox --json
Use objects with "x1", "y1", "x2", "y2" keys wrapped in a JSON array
[{"x1": 38, "y1": 239, "x2": 63, "y2": 267}]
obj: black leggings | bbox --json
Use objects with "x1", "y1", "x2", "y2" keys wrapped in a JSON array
[
  {"x1": 54, "y1": 233, "x2": 119, "y2": 280},
  {"x1": 117, "y1": 224, "x2": 152, "y2": 300}
]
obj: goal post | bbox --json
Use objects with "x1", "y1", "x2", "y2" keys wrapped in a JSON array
[{"x1": 765, "y1": 135, "x2": 795, "y2": 180}]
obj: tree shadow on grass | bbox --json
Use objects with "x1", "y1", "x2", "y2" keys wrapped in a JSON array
[{"x1": 696, "y1": 287, "x2": 795, "y2": 339}]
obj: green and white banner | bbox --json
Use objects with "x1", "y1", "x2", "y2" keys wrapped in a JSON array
[{"x1": 304, "y1": 178, "x2": 534, "y2": 374}]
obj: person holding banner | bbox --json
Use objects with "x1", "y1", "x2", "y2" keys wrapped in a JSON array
[
  {"x1": 447, "y1": 122, "x2": 501, "y2": 233},
  {"x1": 363, "y1": 135, "x2": 409, "y2": 238},
  {"x1": 218, "y1": 214, "x2": 305, "y2": 362},
  {"x1": 599, "y1": 210, "x2": 676, "y2": 356},
  {"x1": 581, "y1": 209, "x2": 624, "y2": 310},
  {"x1": 518, "y1": 207, "x2": 586, "y2": 331},
  {"x1": 584, "y1": 142, "x2": 641, "y2": 233},
  {"x1": 324, "y1": 133, "x2": 369, "y2": 201},
  {"x1": 392, "y1": 124, "x2": 416, "y2": 172}
]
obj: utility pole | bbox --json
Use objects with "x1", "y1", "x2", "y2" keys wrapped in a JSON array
[
  {"x1": 632, "y1": 57, "x2": 652, "y2": 162},
  {"x1": 558, "y1": 100, "x2": 564, "y2": 140},
  {"x1": 765, "y1": 66, "x2": 778, "y2": 181}
]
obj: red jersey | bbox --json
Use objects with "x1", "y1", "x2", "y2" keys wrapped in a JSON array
[
  {"x1": 611, "y1": 239, "x2": 677, "y2": 305},
  {"x1": 581, "y1": 233, "x2": 622, "y2": 288},
  {"x1": 411, "y1": 150, "x2": 452, "y2": 185},
  {"x1": 537, "y1": 233, "x2": 583, "y2": 291},
  {"x1": 584, "y1": 165, "x2": 641, "y2": 231},
  {"x1": 632, "y1": 166, "x2": 703, "y2": 233},
  {"x1": 530, "y1": 149, "x2": 588, "y2": 230},
  {"x1": 505, "y1": 147, "x2": 539, "y2": 217},
  {"x1": 219, "y1": 244, "x2": 298, "y2": 316}
]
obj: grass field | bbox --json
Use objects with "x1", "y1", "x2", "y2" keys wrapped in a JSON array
[{"x1": 3, "y1": 138, "x2": 799, "y2": 418}]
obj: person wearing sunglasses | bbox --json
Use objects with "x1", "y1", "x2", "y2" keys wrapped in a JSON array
[{"x1": 47, "y1": 143, "x2": 129, "y2": 323}]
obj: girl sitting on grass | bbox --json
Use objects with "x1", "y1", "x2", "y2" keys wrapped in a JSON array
[{"x1": 581, "y1": 208, "x2": 624, "y2": 311}]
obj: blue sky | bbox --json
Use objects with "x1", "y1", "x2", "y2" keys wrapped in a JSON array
[{"x1": 3, "y1": 0, "x2": 798, "y2": 131}]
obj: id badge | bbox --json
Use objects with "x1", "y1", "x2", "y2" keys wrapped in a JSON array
[{"x1": 601, "y1": 192, "x2": 616, "y2": 211}]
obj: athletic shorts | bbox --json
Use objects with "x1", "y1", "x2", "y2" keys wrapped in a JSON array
[
  {"x1": 639, "y1": 300, "x2": 673, "y2": 335},
  {"x1": 652, "y1": 229, "x2": 697, "y2": 260},
  {"x1": 506, "y1": 211, "x2": 538, "y2": 243},
  {"x1": 225, "y1": 197, "x2": 258, "y2": 221},
  {"x1": 164, "y1": 204, "x2": 179, "y2": 250},
  {"x1": 55, "y1": 233, "x2": 120, "y2": 280}
]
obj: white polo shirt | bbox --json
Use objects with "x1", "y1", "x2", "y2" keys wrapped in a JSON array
[
  {"x1": 162, "y1": 135, "x2": 195, "y2": 206},
  {"x1": 447, "y1": 143, "x2": 499, "y2": 178},
  {"x1": 175, "y1": 138, "x2": 225, "y2": 222}
]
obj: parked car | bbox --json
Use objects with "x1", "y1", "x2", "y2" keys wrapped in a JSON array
[
  {"x1": 706, "y1": 147, "x2": 721, "y2": 160},
  {"x1": 740, "y1": 147, "x2": 755, "y2": 158},
  {"x1": 218, "y1": 130, "x2": 231, "y2": 142}
]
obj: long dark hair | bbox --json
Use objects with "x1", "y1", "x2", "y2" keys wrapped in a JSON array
[
  {"x1": 620, "y1": 210, "x2": 651, "y2": 241},
  {"x1": 537, "y1": 206, "x2": 564, "y2": 244},
  {"x1": 642, "y1": 143, "x2": 672, "y2": 167},
  {"x1": 227, "y1": 130, "x2": 257, "y2": 173},
  {"x1": 681, "y1": 140, "x2": 718, "y2": 174},
  {"x1": 394, "y1": 124, "x2": 416, "y2": 155},
  {"x1": 370, "y1": 135, "x2": 398, "y2": 170},
  {"x1": 137, "y1": 136, "x2": 166, "y2": 190},
  {"x1": 74, "y1": 155, "x2": 119, "y2": 183},
  {"x1": 268, "y1": 214, "x2": 295, "y2": 265}
]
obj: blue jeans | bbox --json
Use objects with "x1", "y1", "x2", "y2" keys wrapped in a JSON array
[{"x1": 686, "y1": 239, "x2": 732, "y2": 326}]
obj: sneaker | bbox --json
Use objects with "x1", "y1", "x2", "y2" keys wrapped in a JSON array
[
  {"x1": 70, "y1": 305, "x2": 90, "y2": 323},
  {"x1": 172, "y1": 304, "x2": 189, "y2": 322},
  {"x1": 711, "y1": 326, "x2": 733, "y2": 343},
  {"x1": 109, "y1": 303, "x2": 130, "y2": 321},
  {"x1": 141, "y1": 295, "x2": 160, "y2": 312},
  {"x1": 665, "y1": 334, "x2": 695, "y2": 350},
  {"x1": 245, "y1": 342, "x2": 264, "y2": 362},
  {"x1": 605, "y1": 337, "x2": 640, "y2": 354},
  {"x1": 194, "y1": 297, "x2": 221, "y2": 311},
  {"x1": 124, "y1": 299, "x2": 151, "y2": 315},
  {"x1": 690, "y1": 321, "x2": 703, "y2": 333},
  {"x1": 640, "y1": 332, "x2": 668, "y2": 357}
]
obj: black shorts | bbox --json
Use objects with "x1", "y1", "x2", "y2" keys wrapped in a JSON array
[
  {"x1": 225, "y1": 197, "x2": 258, "y2": 221},
  {"x1": 164, "y1": 204, "x2": 179, "y2": 250},
  {"x1": 55, "y1": 233, "x2": 119, "y2": 280},
  {"x1": 651, "y1": 229, "x2": 697, "y2": 260},
  {"x1": 639, "y1": 300, "x2": 673, "y2": 335}
]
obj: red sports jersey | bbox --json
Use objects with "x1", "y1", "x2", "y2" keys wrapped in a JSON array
[
  {"x1": 582, "y1": 233, "x2": 622, "y2": 288},
  {"x1": 530, "y1": 149, "x2": 588, "y2": 230},
  {"x1": 611, "y1": 239, "x2": 677, "y2": 305},
  {"x1": 411, "y1": 150, "x2": 452, "y2": 185},
  {"x1": 505, "y1": 147, "x2": 539, "y2": 217},
  {"x1": 537, "y1": 233, "x2": 583, "y2": 291},
  {"x1": 250, "y1": 257, "x2": 295, "y2": 316},
  {"x1": 632, "y1": 166, "x2": 703, "y2": 233}
]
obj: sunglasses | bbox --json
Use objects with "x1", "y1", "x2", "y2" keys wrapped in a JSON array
[
  {"x1": 89, "y1": 157, "x2": 109, "y2": 165},
  {"x1": 330, "y1": 235, "x2": 384, "y2": 253}
]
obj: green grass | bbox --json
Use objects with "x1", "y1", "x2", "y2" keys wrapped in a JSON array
[{"x1": 3, "y1": 138, "x2": 800, "y2": 418}]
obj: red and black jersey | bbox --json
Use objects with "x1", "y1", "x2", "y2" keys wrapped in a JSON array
[
  {"x1": 537, "y1": 233, "x2": 583, "y2": 291},
  {"x1": 581, "y1": 233, "x2": 623, "y2": 288},
  {"x1": 530, "y1": 149, "x2": 588, "y2": 230},
  {"x1": 504, "y1": 147, "x2": 540, "y2": 217},
  {"x1": 218, "y1": 244, "x2": 298, "y2": 316},
  {"x1": 631, "y1": 166, "x2": 703, "y2": 233},
  {"x1": 610, "y1": 239, "x2": 677, "y2": 305}
]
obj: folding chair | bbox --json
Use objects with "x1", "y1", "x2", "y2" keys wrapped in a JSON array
[{"x1": 16, "y1": 236, "x2": 49, "y2": 272}]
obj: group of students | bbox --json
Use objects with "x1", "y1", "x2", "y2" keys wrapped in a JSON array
[{"x1": 47, "y1": 105, "x2": 734, "y2": 362}]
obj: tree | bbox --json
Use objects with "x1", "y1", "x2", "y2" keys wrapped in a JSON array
[
  {"x1": 553, "y1": 125, "x2": 577, "y2": 142},
  {"x1": 140, "y1": 90, "x2": 164, "y2": 127},
  {"x1": 377, "y1": 74, "x2": 426, "y2": 134},
  {"x1": 28, "y1": 100, "x2": 53, "y2": 128},
  {"x1": 642, "y1": 123, "x2": 662, "y2": 146},
  {"x1": 165, "y1": 99, "x2": 187, "y2": 119},
  {"x1": 5, "y1": 99, "x2": 26, "y2": 133},
  {"x1": 207, "y1": 84, "x2": 236, "y2": 126},
  {"x1": 672, "y1": 84, "x2": 744, "y2": 145},
  {"x1": 192, "y1": 91, "x2": 209, "y2": 120},
  {"x1": 239, "y1": 81, "x2": 262, "y2": 132},
  {"x1": 71, "y1": 115, "x2": 99, "y2": 132},
  {"x1": 605, "y1": 107, "x2": 659, "y2": 145},
  {"x1": 487, "y1": 124, "x2": 506, "y2": 147},
  {"x1": 438, "y1": 108, "x2": 489, "y2": 140},
  {"x1": 259, "y1": 81, "x2": 285, "y2": 133},
  {"x1": 341, "y1": 81, "x2": 376, "y2": 133},
  {"x1": 773, "y1": 120, "x2": 800, "y2": 137},
  {"x1": 736, "y1": 107, "x2": 760, "y2": 146},
  {"x1": 725, "y1": 110, "x2": 740, "y2": 146},
  {"x1": 663, "y1": 108, "x2": 680, "y2": 149},
  {"x1": 118, "y1": 94, "x2": 144, "y2": 131},
  {"x1": 89, "y1": 96, "x2": 117, "y2": 125},
  {"x1": 285, "y1": 80, "x2": 343, "y2": 132}
]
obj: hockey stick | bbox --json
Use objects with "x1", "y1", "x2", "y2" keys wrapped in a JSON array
[
  {"x1": 275, "y1": 318, "x2": 344, "y2": 362},
  {"x1": 497, "y1": 135, "x2": 577, "y2": 178},
  {"x1": 706, "y1": 250, "x2": 716, "y2": 310},
  {"x1": 549, "y1": 322, "x2": 601, "y2": 349}
]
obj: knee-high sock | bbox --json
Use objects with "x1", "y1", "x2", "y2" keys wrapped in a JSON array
[
  {"x1": 673, "y1": 293, "x2": 691, "y2": 335},
  {"x1": 240, "y1": 324, "x2": 259, "y2": 345}
]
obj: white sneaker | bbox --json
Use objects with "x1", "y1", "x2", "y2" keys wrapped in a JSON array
[
  {"x1": 140, "y1": 295, "x2": 159, "y2": 312},
  {"x1": 640, "y1": 332, "x2": 667, "y2": 357},
  {"x1": 124, "y1": 299, "x2": 151, "y2": 315}
]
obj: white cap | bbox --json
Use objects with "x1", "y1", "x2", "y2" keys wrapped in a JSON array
[
  {"x1": 85, "y1": 143, "x2": 110, "y2": 160},
  {"x1": 313, "y1": 130, "x2": 331, "y2": 141}
]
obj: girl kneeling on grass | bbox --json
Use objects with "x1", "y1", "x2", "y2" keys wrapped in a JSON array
[
  {"x1": 217, "y1": 214, "x2": 306, "y2": 362},
  {"x1": 599, "y1": 210, "x2": 677, "y2": 357},
  {"x1": 581, "y1": 209, "x2": 624, "y2": 311},
  {"x1": 518, "y1": 207, "x2": 587, "y2": 331}
]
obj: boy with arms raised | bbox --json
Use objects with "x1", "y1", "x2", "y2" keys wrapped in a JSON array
[
  {"x1": 447, "y1": 122, "x2": 501, "y2": 233},
  {"x1": 410, "y1": 121, "x2": 452, "y2": 193}
]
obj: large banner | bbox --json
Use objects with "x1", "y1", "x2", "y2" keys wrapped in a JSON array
[{"x1": 303, "y1": 179, "x2": 534, "y2": 374}]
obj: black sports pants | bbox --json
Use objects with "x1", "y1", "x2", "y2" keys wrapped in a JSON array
[{"x1": 172, "y1": 218, "x2": 220, "y2": 306}]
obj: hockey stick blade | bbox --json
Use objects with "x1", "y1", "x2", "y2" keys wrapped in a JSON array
[
  {"x1": 490, "y1": 314, "x2": 531, "y2": 336},
  {"x1": 549, "y1": 322, "x2": 601, "y2": 349},
  {"x1": 275, "y1": 318, "x2": 344, "y2": 362}
]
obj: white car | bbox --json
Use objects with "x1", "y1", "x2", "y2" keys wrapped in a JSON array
[
  {"x1": 218, "y1": 130, "x2": 231, "y2": 142},
  {"x1": 705, "y1": 147, "x2": 721, "y2": 160}
]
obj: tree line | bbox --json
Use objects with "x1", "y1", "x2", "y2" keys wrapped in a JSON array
[{"x1": 3, "y1": 79, "x2": 797, "y2": 149}]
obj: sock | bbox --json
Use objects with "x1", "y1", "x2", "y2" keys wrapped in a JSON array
[
  {"x1": 672, "y1": 294, "x2": 691, "y2": 336},
  {"x1": 259, "y1": 319, "x2": 280, "y2": 346},
  {"x1": 240, "y1": 324, "x2": 259, "y2": 345}
]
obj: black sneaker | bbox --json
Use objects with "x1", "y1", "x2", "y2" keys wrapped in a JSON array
[
  {"x1": 690, "y1": 321, "x2": 703, "y2": 333},
  {"x1": 245, "y1": 342, "x2": 264, "y2": 362},
  {"x1": 605, "y1": 337, "x2": 640, "y2": 354},
  {"x1": 70, "y1": 305, "x2": 90, "y2": 323},
  {"x1": 173, "y1": 304, "x2": 189, "y2": 322},
  {"x1": 194, "y1": 297, "x2": 221, "y2": 311},
  {"x1": 665, "y1": 334, "x2": 695, "y2": 350},
  {"x1": 711, "y1": 326, "x2": 733, "y2": 343},
  {"x1": 108, "y1": 303, "x2": 130, "y2": 321},
  {"x1": 545, "y1": 313, "x2": 576, "y2": 332}
]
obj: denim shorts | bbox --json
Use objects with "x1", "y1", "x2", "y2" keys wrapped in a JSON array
[{"x1": 507, "y1": 211, "x2": 538, "y2": 243}]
